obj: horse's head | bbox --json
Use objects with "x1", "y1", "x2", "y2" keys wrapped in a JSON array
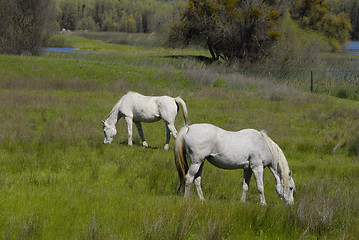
[
  {"x1": 276, "y1": 171, "x2": 295, "y2": 205},
  {"x1": 102, "y1": 120, "x2": 116, "y2": 144}
]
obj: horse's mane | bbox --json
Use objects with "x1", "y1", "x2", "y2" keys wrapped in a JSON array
[
  {"x1": 260, "y1": 131, "x2": 290, "y2": 188},
  {"x1": 107, "y1": 98, "x2": 123, "y2": 119},
  {"x1": 107, "y1": 91, "x2": 136, "y2": 118}
]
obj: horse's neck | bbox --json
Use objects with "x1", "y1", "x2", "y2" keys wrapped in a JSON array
[{"x1": 106, "y1": 107, "x2": 120, "y2": 126}]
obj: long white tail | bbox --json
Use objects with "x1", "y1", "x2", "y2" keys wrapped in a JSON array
[
  {"x1": 175, "y1": 97, "x2": 189, "y2": 125},
  {"x1": 174, "y1": 126, "x2": 189, "y2": 191}
]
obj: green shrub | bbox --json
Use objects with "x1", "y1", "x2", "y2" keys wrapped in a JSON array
[
  {"x1": 45, "y1": 34, "x2": 74, "y2": 47},
  {"x1": 348, "y1": 136, "x2": 359, "y2": 157},
  {"x1": 336, "y1": 88, "x2": 349, "y2": 99},
  {"x1": 269, "y1": 14, "x2": 330, "y2": 68}
]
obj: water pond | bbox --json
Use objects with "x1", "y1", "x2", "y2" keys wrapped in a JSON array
[
  {"x1": 43, "y1": 47, "x2": 91, "y2": 54},
  {"x1": 346, "y1": 41, "x2": 359, "y2": 55}
]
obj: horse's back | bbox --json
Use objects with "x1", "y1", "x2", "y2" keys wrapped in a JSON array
[
  {"x1": 119, "y1": 92, "x2": 160, "y2": 121},
  {"x1": 184, "y1": 124, "x2": 272, "y2": 169}
]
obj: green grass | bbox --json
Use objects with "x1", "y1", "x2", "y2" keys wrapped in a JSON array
[{"x1": 1, "y1": 34, "x2": 359, "y2": 239}]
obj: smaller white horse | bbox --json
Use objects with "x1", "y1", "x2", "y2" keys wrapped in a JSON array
[
  {"x1": 102, "y1": 91, "x2": 189, "y2": 150},
  {"x1": 175, "y1": 123, "x2": 295, "y2": 205}
]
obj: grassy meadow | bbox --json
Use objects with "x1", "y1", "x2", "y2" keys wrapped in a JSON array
[{"x1": 1, "y1": 33, "x2": 359, "y2": 239}]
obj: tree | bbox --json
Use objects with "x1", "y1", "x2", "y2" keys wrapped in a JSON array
[
  {"x1": 55, "y1": 0, "x2": 183, "y2": 34},
  {"x1": 126, "y1": 14, "x2": 137, "y2": 33},
  {"x1": 170, "y1": 0, "x2": 288, "y2": 62},
  {"x1": 57, "y1": 0, "x2": 79, "y2": 30},
  {"x1": 326, "y1": 0, "x2": 359, "y2": 40},
  {"x1": 170, "y1": 0, "x2": 352, "y2": 62},
  {"x1": 102, "y1": 9, "x2": 121, "y2": 31},
  {"x1": 76, "y1": 16, "x2": 100, "y2": 31},
  {"x1": 290, "y1": 0, "x2": 352, "y2": 48},
  {"x1": 0, "y1": 0, "x2": 56, "y2": 55}
]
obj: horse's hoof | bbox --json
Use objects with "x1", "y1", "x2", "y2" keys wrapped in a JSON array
[
  {"x1": 143, "y1": 141, "x2": 149, "y2": 148},
  {"x1": 164, "y1": 144, "x2": 169, "y2": 150}
]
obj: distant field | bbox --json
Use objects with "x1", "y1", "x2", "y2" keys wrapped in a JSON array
[{"x1": 0, "y1": 33, "x2": 359, "y2": 239}]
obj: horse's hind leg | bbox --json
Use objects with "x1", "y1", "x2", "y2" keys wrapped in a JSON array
[
  {"x1": 135, "y1": 122, "x2": 148, "y2": 147},
  {"x1": 194, "y1": 163, "x2": 205, "y2": 200},
  {"x1": 163, "y1": 125, "x2": 171, "y2": 150},
  {"x1": 164, "y1": 121, "x2": 178, "y2": 139},
  {"x1": 252, "y1": 166, "x2": 266, "y2": 205},
  {"x1": 163, "y1": 120, "x2": 178, "y2": 150},
  {"x1": 241, "y1": 169, "x2": 252, "y2": 202},
  {"x1": 185, "y1": 162, "x2": 205, "y2": 200},
  {"x1": 124, "y1": 117, "x2": 133, "y2": 146}
]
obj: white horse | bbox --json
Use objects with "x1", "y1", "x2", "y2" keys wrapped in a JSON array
[
  {"x1": 174, "y1": 123, "x2": 295, "y2": 205},
  {"x1": 102, "y1": 91, "x2": 189, "y2": 150}
]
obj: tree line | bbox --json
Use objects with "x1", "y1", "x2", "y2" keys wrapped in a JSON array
[
  {"x1": 169, "y1": 0, "x2": 354, "y2": 62},
  {"x1": 0, "y1": 0, "x2": 358, "y2": 61},
  {"x1": 327, "y1": 0, "x2": 359, "y2": 40},
  {"x1": 56, "y1": 0, "x2": 185, "y2": 33},
  {"x1": 54, "y1": 0, "x2": 358, "y2": 40}
]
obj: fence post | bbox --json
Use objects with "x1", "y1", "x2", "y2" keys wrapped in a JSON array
[{"x1": 310, "y1": 71, "x2": 313, "y2": 92}]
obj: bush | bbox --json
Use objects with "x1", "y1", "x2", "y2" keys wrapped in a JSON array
[
  {"x1": 0, "y1": 0, "x2": 56, "y2": 55},
  {"x1": 348, "y1": 136, "x2": 359, "y2": 157},
  {"x1": 46, "y1": 34, "x2": 74, "y2": 48},
  {"x1": 76, "y1": 16, "x2": 100, "y2": 32},
  {"x1": 336, "y1": 88, "x2": 349, "y2": 99},
  {"x1": 290, "y1": 0, "x2": 352, "y2": 50},
  {"x1": 268, "y1": 14, "x2": 330, "y2": 68}
]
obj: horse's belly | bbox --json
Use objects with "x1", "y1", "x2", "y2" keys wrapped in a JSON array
[
  {"x1": 206, "y1": 154, "x2": 249, "y2": 170},
  {"x1": 132, "y1": 111, "x2": 160, "y2": 122},
  {"x1": 133, "y1": 115, "x2": 160, "y2": 122}
]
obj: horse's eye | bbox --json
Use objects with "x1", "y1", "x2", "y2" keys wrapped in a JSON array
[{"x1": 289, "y1": 187, "x2": 293, "y2": 191}]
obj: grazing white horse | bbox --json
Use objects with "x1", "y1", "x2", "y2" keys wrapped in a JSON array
[
  {"x1": 174, "y1": 123, "x2": 295, "y2": 205},
  {"x1": 102, "y1": 91, "x2": 189, "y2": 150}
]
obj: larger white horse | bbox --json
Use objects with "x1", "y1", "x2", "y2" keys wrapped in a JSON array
[
  {"x1": 102, "y1": 91, "x2": 189, "y2": 150},
  {"x1": 174, "y1": 123, "x2": 295, "y2": 205}
]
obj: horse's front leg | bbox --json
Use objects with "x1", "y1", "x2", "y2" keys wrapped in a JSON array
[
  {"x1": 124, "y1": 117, "x2": 133, "y2": 146},
  {"x1": 241, "y1": 169, "x2": 252, "y2": 202},
  {"x1": 252, "y1": 166, "x2": 266, "y2": 206},
  {"x1": 135, "y1": 122, "x2": 148, "y2": 147}
]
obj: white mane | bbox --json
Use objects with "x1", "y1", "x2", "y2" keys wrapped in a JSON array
[{"x1": 259, "y1": 131, "x2": 290, "y2": 188}]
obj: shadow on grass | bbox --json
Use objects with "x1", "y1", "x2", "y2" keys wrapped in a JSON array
[
  {"x1": 165, "y1": 55, "x2": 216, "y2": 65},
  {"x1": 116, "y1": 140, "x2": 162, "y2": 150}
]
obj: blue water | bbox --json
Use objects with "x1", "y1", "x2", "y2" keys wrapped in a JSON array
[
  {"x1": 43, "y1": 47, "x2": 91, "y2": 54},
  {"x1": 347, "y1": 41, "x2": 359, "y2": 55},
  {"x1": 44, "y1": 42, "x2": 359, "y2": 55}
]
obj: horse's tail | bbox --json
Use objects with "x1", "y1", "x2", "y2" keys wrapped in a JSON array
[
  {"x1": 174, "y1": 97, "x2": 189, "y2": 126},
  {"x1": 259, "y1": 131, "x2": 290, "y2": 188},
  {"x1": 174, "y1": 126, "x2": 189, "y2": 192}
]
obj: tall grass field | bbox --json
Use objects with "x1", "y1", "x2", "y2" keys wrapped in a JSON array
[{"x1": 1, "y1": 33, "x2": 359, "y2": 239}]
